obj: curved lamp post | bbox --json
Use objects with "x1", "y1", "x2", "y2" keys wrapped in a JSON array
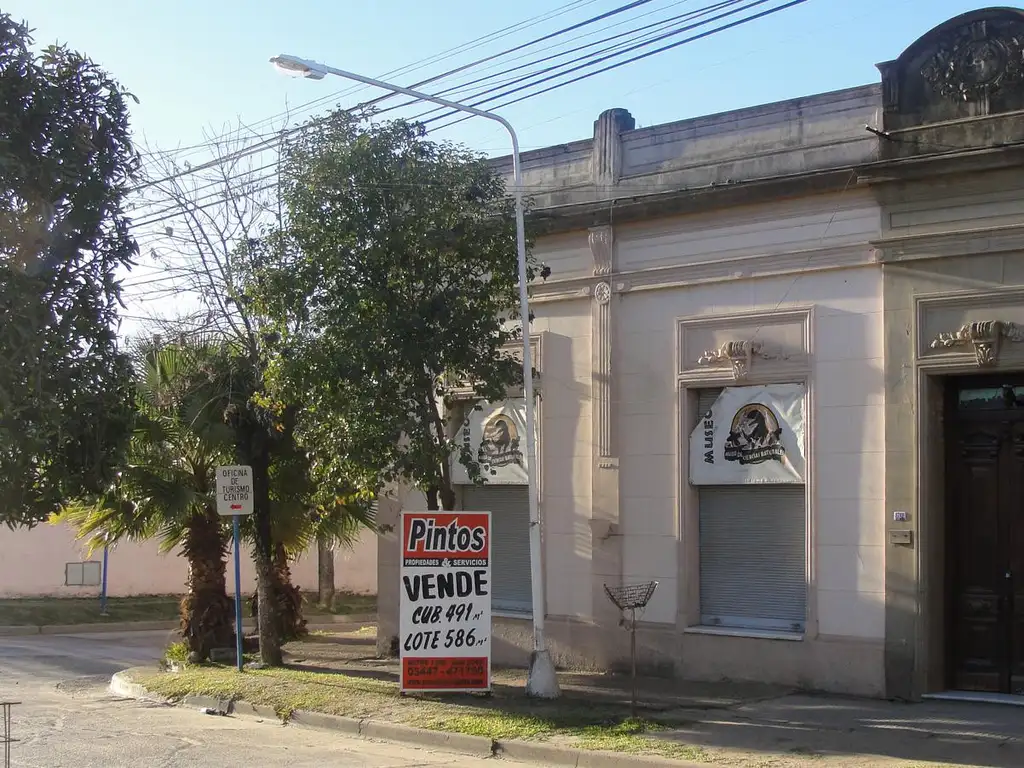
[{"x1": 270, "y1": 54, "x2": 560, "y2": 699}]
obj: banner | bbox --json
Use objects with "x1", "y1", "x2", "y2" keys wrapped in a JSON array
[
  {"x1": 689, "y1": 384, "x2": 806, "y2": 485},
  {"x1": 451, "y1": 399, "x2": 531, "y2": 485},
  {"x1": 399, "y1": 511, "x2": 492, "y2": 693}
]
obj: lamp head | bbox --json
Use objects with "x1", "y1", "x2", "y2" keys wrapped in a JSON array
[{"x1": 270, "y1": 55, "x2": 326, "y2": 80}]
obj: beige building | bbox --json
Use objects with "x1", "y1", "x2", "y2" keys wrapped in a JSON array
[{"x1": 378, "y1": 7, "x2": 1024, "y2": 701}]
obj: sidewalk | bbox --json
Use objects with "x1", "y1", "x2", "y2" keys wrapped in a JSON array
[{"x1": 285, "y1": 633, "x2": 1024, "y2": 767}]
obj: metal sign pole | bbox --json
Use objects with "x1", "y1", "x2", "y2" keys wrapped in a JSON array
[
  {"x1": 217, "y1": 465, "x2": 253, "y2": 672},
  {"x1": 233, "y1": 515, "x2": 244, "y2": 672}
]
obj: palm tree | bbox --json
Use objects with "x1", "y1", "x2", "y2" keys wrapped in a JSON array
[
  {"x1": 55, "y1": 340, "x2": 237, "y2": 661},
  {"x1": 245, "y1": 434, "x2": 377, "y2": 643}
]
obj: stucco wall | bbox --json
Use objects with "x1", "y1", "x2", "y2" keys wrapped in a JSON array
[
  {"x1": 531, "y1": 300, "x2": 594, "y2": 619},
  {"x1": 0, "y1": 523, "x2": 378, "y2": 598}
]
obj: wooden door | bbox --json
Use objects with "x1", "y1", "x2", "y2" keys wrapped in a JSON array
[{"x1": 946, "y1": 380, "x2": 1024, "y2": 695}]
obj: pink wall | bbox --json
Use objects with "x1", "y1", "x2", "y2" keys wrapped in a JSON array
[{"x1": 0, "y1": 523, "x2": 377, "y2": 598}]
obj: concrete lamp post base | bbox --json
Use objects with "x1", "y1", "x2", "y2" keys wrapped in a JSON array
[{"x1": 525, "y1": 649, "x2": 561, "y2": 699}]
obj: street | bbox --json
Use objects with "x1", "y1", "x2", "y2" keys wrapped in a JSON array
[{"x1": 0, "y1": 631, "x2": 522, "y2": 768}]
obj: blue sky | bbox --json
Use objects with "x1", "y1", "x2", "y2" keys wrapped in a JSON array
[
  {"x1": 9, "y1": 0, "x2": 988, "y2": 334},
  {"x1": 12, "y1": 0, "x2": 989, "y2": 157}
]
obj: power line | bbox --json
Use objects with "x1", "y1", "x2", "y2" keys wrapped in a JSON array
[
  {"x1": 396, "y1": 0, "x2": 732, "y2": 118},
  {"x1": 130, "y1": 0, "x2": 801, "y2": 214},
  {"x1": 428, "y1": 0, "x2": 806, "y2": 131},
  {"x1": 135, "y1": 0, "x2": 605, "y2": 166},
  {"x1": 412, "y1": 0, "x2": 745, "y2": 125},
  {"x1": 123, "y1": 0, "x2": 812, "y2": 273},
  {"x1": 130, "y1": 0, "x2": 685, "y2": 194}
]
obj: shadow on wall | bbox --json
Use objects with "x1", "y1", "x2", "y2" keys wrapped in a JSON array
[{"x1": 535, "y1": 329, "x2": 594, "y2": 621}]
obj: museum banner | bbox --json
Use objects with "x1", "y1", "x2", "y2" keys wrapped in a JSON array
[
  {"x1": 451, "y1": 399, "x2": 531, "y2": 485},
  {"x1": 689, "y1": 384, "x2": 806, "y2": 485}
]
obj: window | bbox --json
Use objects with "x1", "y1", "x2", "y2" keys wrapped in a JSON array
[
  {"x1": 462, "y1": 484, "x2": 532, "y2": 614},
  {"x1": 65, "y1": 561, "x2": 102, "y2": 587},
  {"x1": 694, "y1": 387, "x2": 807, "y2": 633}
]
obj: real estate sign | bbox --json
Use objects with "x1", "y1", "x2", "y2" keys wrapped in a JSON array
[{"x1": 399, "y1": 511, "x2": 491, "y2": 693}]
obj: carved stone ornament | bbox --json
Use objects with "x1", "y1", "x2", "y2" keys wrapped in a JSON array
[
  {"x1": 593, "y1": 281, "x2": 612, "y2": 305},
  {"x1": 920, "y1": 21, "x2": 1024, "y2": 102},
  {"x1": 929, "y1": 320, "x2": 1024, "y2": 366},
  {"x1": 696, "y1": 340, "x2": 784, "y2": 380}
]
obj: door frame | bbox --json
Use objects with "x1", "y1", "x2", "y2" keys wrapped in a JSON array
[{"x1": 941, "y1": 372, "x2": 1024, "y2": 693}]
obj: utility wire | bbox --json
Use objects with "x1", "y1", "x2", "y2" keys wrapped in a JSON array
[
  {"x1": 137, "y1": 0, "x2": 603, "y2": 164},
  {"x1": 428, "y1": 0, "x2": 806, "y2": 131},
  {"x1": 392, "y1": 0, "x2": 735, "y2": 118},
  {"x1": 411, "y1": 0, "x2": 746, "y2": 125},
  {"x1": 130, "y1": 0, "x2": 774, "y2": 207},
  {"x1": 131, "y1": 0, "x2": 691, "y2": 193}
]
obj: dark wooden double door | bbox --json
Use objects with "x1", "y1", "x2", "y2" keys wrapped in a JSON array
[{"x1": 947, "y1": 377, "x2": 1024, "y2": 695}]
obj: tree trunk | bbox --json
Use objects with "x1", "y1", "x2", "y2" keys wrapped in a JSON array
[
  {"x1": 317, "y1": 538, "x2": 335, "y2": 608},
  {"x1": 439, "y1": 483, "x2": 456, "y2": 511},
  {"x1": 272, "y1": 541, "x2": 307, "y2": 642},
  {"x1": 425, "y1": 487, "x2": 439, "y2": 511},
  {"x1": 251, "y1": 451, "x2": 283, "y2": 666},
  {"x1": 179, "y1": 509, "x2": 233, "y2": 662}
]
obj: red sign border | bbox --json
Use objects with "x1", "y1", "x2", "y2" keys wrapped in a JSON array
[{"x1": 400, "y1": 510, "x2": 492, "y2": 694}]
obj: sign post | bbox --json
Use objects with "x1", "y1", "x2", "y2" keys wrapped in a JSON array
[
  {"x1": 216, "y1": 465, "x2": 254, "y2": 672},
  {"x1": 399, "y1": 511, "x2": 491, "y2": 693}
]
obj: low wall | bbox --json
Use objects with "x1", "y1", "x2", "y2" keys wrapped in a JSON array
[{"x1": 0, "y1": 524, "x2": 378, "y2": 598}]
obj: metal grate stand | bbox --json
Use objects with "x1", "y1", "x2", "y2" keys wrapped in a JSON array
[
  {"x1": 1, "y1": 701, "x2": 18, "y2": 768},
  {"x1": 603, "y1": 581, "x2": 658, "y2": 717}
]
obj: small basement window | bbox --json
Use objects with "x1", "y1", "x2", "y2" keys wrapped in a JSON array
[{"x1": 65, "y1": 561, "x2": 102, "y2": 587}]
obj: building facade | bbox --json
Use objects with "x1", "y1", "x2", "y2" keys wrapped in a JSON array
[{"x1": 377, "y1": 8, "x2": 1024, "y2": 700}]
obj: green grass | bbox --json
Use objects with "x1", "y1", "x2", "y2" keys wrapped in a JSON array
[
  {"x1": 301, "y1": 590, "x2": 376, "y2": 616},
  {"x1": 126, "y1": 665, "x2": 706, "y2": 762},
  {"x1": 0, "y1": 595, "x2": 181, "y2": 626}
]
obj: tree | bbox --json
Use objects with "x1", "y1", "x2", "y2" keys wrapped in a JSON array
[
  {"x1": 132, "y1": 131, "x2": 374, "y2": 663},
  {"x1": 0, "y1": 15, "x2": 139, "y2": 528},
  {"x1": 134, "y1": 124, "x2": 300, "y2": 666},
  {"x1": 255, "y1": 112, "x2": 545, "y2": 511},
  {"x1": 55, "y1": 341, "x2": 236, "y2": 661}
]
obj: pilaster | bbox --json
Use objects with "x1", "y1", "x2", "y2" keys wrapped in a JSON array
[
  {"x1": 592, "y1": 108, "x2": 636, "y2": 189},
  {"x1": 588, "y1": 224, "x2": 623, "y2": 631}
]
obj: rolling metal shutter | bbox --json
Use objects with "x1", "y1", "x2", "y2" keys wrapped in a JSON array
[
  {"x1": 462, "y1": 484, "x2": 533, "y2": 614},
  {"x1": 694, "y1": 388, "x2": 807, "y2": 633}
]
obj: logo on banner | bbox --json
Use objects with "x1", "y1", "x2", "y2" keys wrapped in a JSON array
[
  {"x1": 723, "y1": 403, "x2": 785, "y2": 465},
  {"x1": 478, "y1": 413, "x2": 522, "y2": 470}
]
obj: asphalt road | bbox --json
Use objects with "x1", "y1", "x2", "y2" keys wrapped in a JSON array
[{"x1": 0, "y1": 631, "x2": 522, "y2": 768}]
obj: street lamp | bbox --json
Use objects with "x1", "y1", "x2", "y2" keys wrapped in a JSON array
[{"x1": 270, "y1": 54, "x2": 560, "y2": 699}]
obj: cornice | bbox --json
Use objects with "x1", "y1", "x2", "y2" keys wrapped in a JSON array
[
  {"x1": 530, "y1": 242, "x2": 875, "y2": 303},
  {"x1": 872, "y1": 222, "x2": 1024, "y2": 262}
]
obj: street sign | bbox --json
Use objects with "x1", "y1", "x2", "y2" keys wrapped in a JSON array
[
  {"x1": 399, "y1": 511, "x2": 491, "y2": 693},
  {"x1": 216, "y1": 465, "x2": 253, "y2": 517},
  {"x1": 215, "y1": 465, "x2": 252, "y2": 671}
]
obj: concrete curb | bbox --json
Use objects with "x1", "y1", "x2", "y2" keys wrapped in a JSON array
[
  {"x1": 112, "y1": 671, "x2": 707, "y2": 768},
  {"x1": 42, "y1": 620, "x2": 182, "y2": 635},
  {"x1": 0, "y1": 614, "x2": 376, "y2": 637},
  {"x1": 0, "y1": 625, "x2": 41, "y2": 636},
  {"x1": 109, "y1": 671, "x2": 171, "y2": 704}
]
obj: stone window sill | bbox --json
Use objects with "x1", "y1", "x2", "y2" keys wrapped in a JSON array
[{"x1": 684, "y1": 625, "x2": 804, "y2": 642}]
